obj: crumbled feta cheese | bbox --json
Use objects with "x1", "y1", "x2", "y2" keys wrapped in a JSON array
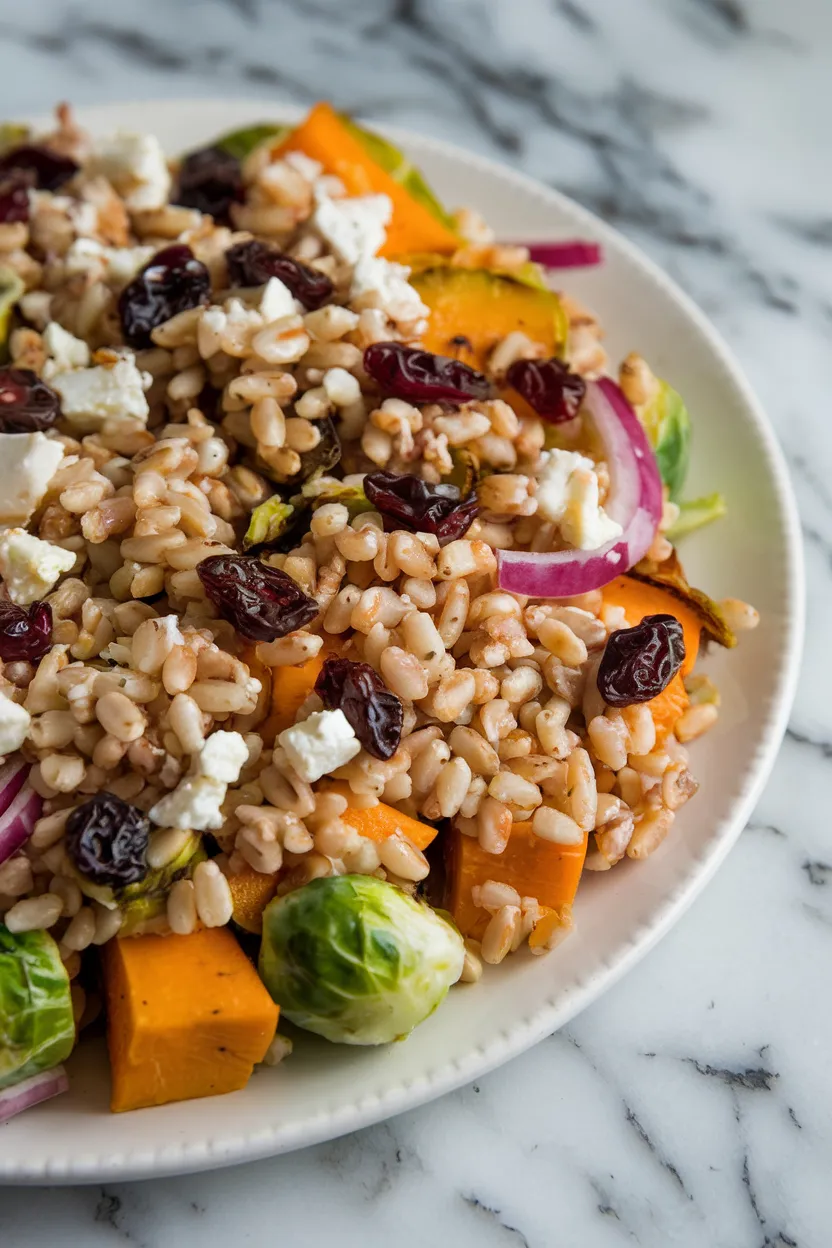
[
  {"x1": 311, "y1": 187, "x2": 391, "y2": 265},
  {"x1": 226, "y1": 298, "x2": 263, "y2": 332},
  {"x1": 67, "y1": 199, "x2": 99, "y2": 237},
  {"x1": 535, "y1": 449, "x2": 623, "y2": 550},
  {"x1": 260, "y1": 276, "x2": 298, "y2": 323},
  {"x1": 50, "y1": 353, "x2": 151, "y2": 431},
  {"x1": 0, "y1": 695, "x2": 31, "y2": 757},
  {"x1": 64, "y1": 238, "x2": 154, "y2": 285},
  {"x1": 350, "y1": 255, "x2": 428, "y2": 322},
  {"x1": 95, "y1": 131, "x2": 171, "y2": 210},
  {"x1": 283, "y1": 150, "x2": 323, "y2": 182},
  {"x1": 0, "y1": 529, "x2": 76, "y2": 605},
  {"x1": 0, "y1": 433, "x2": 65, "y2": 527},
  {"x1": 149, "y1": 775, "x2": 227, "y2": 831},
  {"x1": 42, "y1": 321, "x2": 90, "y2": 374},
  {"x1": 322, "y1": 367, "x2": 361, "y2": 407},
  {"x1": 278, "y1": 709, "x2": 361, "y2": 783},
  {"x1": 197, "y1": 731, "x2": 250, "y2": 785}
]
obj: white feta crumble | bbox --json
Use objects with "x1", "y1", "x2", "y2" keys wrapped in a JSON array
[
  {"x1": 283, "y1": 150, "x2": 323, "y2": 182},
  {"x1": 0, "y1": 529, "x2": 75, "y2": 605},
  {"x1": 197, "y1": 731, "x2": 250, "y2": 785},
  {"x1": 311, "y1": 187, "x2": 392, "y2": 265},
  {"x1": 64, "y1": 238, "x2": 154, "y2": 285},
  {"x1": 0, "y1": 695, "x2": 31, "y2": 757},
  {"x1": 278, "y1": 709, "x2": 361, "y2": 783},
  {"x1": 350, "y1": 255, "x2": 428, "y2": 322},
  {"x1": 535, "y1": 449, "x2": 623, "y2": 551},
  {"x1": 148, "y1": 775, "x2": 227, "y2": 832},
  {"x1": 259, "y1": 276, "x2": 298, "y2": 323},
  {"x1": 95, "y1": 131, "x2": 171, "y2": 210},
  {"x1": 50, "y1": 352, "x2": 151, "y2": 431},
  {"x1": 42, "y1": 321, "x2": 90, "y2": 374},
  {"x1": 0, "y1": 433, "x2": 64, "y2": 527}
]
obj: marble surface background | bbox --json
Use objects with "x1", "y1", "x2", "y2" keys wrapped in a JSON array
[{"x1": 0, "y1": 0, "x2": 828, "y2": 1244}]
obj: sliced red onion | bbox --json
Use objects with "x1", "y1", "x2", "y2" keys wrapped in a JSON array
[
  {"x1": 518, "y1": 240, "x2": 602, "y2": 269},
  {"x1": 497, "y1": 378, "x2": 662, "y2": 598},
  {"x1": 0, "y1": 1065, "x2": 69, "y2": 1124},
  {"x1": 0, "y1": 781, "x2": 42, "y2": 867},
  {"x1": 0, "y1": 756, "x2": 28, "y2": 819}
]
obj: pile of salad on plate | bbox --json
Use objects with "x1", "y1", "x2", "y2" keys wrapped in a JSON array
[{"x1": 0, "y1": 101, "x2": 758, "y2": 1120}]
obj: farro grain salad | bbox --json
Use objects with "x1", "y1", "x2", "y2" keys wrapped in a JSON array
[{"x1": 0, "y1": 102, "x2": 757, "y2": 1118}]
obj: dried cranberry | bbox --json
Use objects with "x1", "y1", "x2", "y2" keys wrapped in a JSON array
[
  {"x1": 0, "y1": 174, "x2": 30, "y2": 225},
  {"x1": 0, "y1": 601, "x2": 52, "y2": 662},
  {"x1": 65, "y1": 793, "x2": 150, "y2": 889},
  {"x1": 364, "y1": 342, "x2": 492, "y2": 404},
  {"x1": 0, "y1": 144, "x2": 78, "y2": 191},
  {"x1": 315, "y1": 656, "x2": 403, "y2": 761},
  {"x1": 506, "y1": 357, "x2": 586, "y2": 423},
  {"x1": 597, "y1": 614, "x2": 686, "y2": 707},
  {"x1": 225, "y1": 239, "x2": 333, "y2": 310},
  {"x1": 197, "y1": 554, "x2": 319, "y2": 641},
  {"x1": 364, "y1": 471, "x2": 479, "y2": 546},
  {"x1": 118, "y1": 244, "x2": 211, "y2": 348},
  {"x1": 175, "y1": 145, "x2": 244, "y2": 222},
  {"x1": 0, "y1": 368, "x2": 61, "y2": 433}
]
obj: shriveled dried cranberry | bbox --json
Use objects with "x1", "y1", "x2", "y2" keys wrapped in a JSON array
[
  {"x1": 225, "y1": 239, "x2": 333, "y2": 310},
  {"x1": 118, "y1": 244, "x2": 211, "y2": 348},
  {"x1": 0, "y1": 368, "x2": 61, "y2": 433},
  {"x1": 175, "y1": 145, "x2": 243, "y2": 222},
  {"x1": 315, "y1": 656, "x2": 403, "y2": 761},
  {"x1": 0, "y1": 601, "x2": 52, "y2": 662},
  {"x1": 597, "y1": 614, "x2": 685, "y2": 707},
  {"x1": 0, "y1": 144, "x2": 78, "y2": 191},
  {"x1": 197, "y1": 554, "x2": 318, "y2": 641},
  {"x1": 364, "y1": 471, "x2": 479, "y2": 546},
  {"x1": 0, "y1": 174, "x2": 31, "y2": 224},
  {"x1": 364, "y1": 342, "x2": 492, "y2": 404},
  {"x1": 506, "y1": 357, "x2": 586, "y2": 423},
  {"x1": 66, "y1": 793, "x2": 150, "y2": 889}
]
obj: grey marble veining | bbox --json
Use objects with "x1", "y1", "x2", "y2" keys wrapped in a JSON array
[{"x1": 0, "y1": 0, "x2": 828, "y2": 1244}]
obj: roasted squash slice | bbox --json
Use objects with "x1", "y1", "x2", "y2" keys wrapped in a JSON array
[{"x1": 411, "y1": 266, "x2": 568, "y2": 375}]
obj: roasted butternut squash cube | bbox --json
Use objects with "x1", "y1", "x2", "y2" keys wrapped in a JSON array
[
  {"x1": 446, "y1": 819, "x2": 587, "y2": 940},
  {"x1": 103, "y1": 928, "x2": 278, "y2": 1112}
]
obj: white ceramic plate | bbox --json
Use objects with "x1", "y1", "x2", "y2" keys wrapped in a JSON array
[{"x1": 0, "y1": 100, "x2": 803, "y2": 1183}]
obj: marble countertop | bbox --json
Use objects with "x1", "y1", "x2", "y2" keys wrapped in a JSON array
[{"x1": 0, "y1": 0, "x2": 828, "y2": 1244}]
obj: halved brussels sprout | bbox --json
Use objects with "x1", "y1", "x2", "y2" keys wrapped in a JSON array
[
  {"x1": 259, "y1": 875, "x2": 464, "y2": 1045},
  {"x1": 68, "y1": 830, "x2": 205, "y2": 935},
  {"x1": 0, "y1": 924, "x2": 74, "y2": 1090}
]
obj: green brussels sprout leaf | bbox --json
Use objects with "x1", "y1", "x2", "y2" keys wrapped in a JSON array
[
  {"x1": 637, "y1": 378, "x2": 691, "y2": 501},
  {"x1": 259, "y1": 875, "x2": 465, "y2": 1045},
  {"x1": 244, "y1": 497, "x2": 296, "y2": 551},
  {"x1": 667, "y1": 493, "x2": 727, "y2": 542},
  {"x1": 211, "y1": 123, "x2": 289, "y2": 163},
  {"x1": 300, "y1": 475, "x2": 374, "y2": 518},
  {"x1": 0, "y1": 924, "x2": 74, "y2": 1091}
]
